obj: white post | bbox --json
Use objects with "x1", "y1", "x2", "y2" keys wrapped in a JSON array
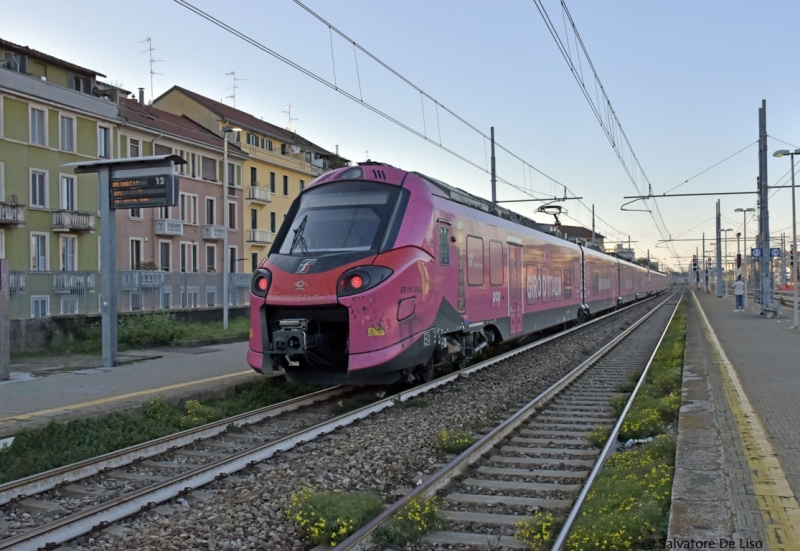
[{"x1": 222, "y1": 132, "x2": 229, "y2": 330}]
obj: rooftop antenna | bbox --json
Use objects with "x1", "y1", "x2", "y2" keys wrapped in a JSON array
[
  {"x1": 140, "y1": 37, "x2": 163, "y2": 104},
  {"x1": 225, "y1": 71, "x2": 246, "y2": 108},
  {"x1": 282, "y1": 103, "x2": 299, "y2": 131}
]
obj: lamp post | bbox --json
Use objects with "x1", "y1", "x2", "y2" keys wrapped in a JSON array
[
  {"x1": 721, "y1": 228, "x2": 733, "y2": 281},
  {"x1": 772, "y1": 149, "x2": 799, "y2": 328},
  {"x1": 222, "y1": 125, "x2": 242, "y2": 330}
]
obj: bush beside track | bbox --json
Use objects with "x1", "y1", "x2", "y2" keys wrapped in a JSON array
[{"x1": 0, "y1": 378, "x2": 319, "y2": 484}]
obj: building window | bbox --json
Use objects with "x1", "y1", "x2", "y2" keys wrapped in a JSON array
[
  {"x1": 205, "y1": 197, "x2": 216, "y2": 225},
  {"x1": 206, "y1": 285, "x2": 217, "y2": 307},
  {"x1": 157, "y1": 206, "x2": 171, "y2": 219},
  {"x1": 180, "y1": 242, "x2": 198, "y2": 273},
  {"x1": 229, "y1": 246, "x2": 237, "y2": 274},
  {"x1": 129, "y1": 137, "x2": 140, "y2": 157},
  {"x1": 31, "y1": 296, "x2": 50, "y2": 319},
  {"x1": 180, "y1": 193, "x2": 198, "y2": 225},
  {"x1": 60, "y1": 235, "x2": 77, "y2": 271},
  {"x1": 30, "y1": 107, "x2": 46, "y2": 146},
  {"x1": 59, "y1": 115, "x2": 75, "y2": 152},
  {"x1": 228, "y1": 201, "x2": 237, "y2": 230},
  {"x1": 60, "y1": 296, "x2": 79, "y2": 315},
  {"x1": 227, "y1": 162, "x2": 235, "y2": 187},
  {"x1": 206, "y1": 244, "x2": 216, "y2": 273},
  {"x1": 0, "y1": 162, "x2": 5, "y2": 202},
  {"x1": 299, "y1": 179, "x2": 305, "y2": 192},
  {"x1": 161, "y1": 286, "x2": 172, "y2": 310},
  {"x1": 3, "y1": 51, "x2": 27, "y2": 73},
  {"x1": 0, "y1": 229, "x2": 5, "y2": 260},
  {"x1": 181, "y1": 285, "x2": 199, "y2": 308},
  {"x1": 30, "y1": 233, "x2": 48, "y2": 271},
  {"x1": 154, "y1": 143, "x2": 171, "y2": 156},
  {"x1": 130, "y1": 239, "x2": 143, "y2": 270},
  {"x1": 130, "y1": 208, "x2": 142, "y2": 219},
  {"x1": 247, "y1": 133, "x2": 258, "y2": 146},
  {"x1": 269, "y1": 172, "x2": 276, "y2": 193},
  {"x1": 251, "y1": 252, "x2": 258, "y2": 272},
  {"x1": 159, "y1": 241, "x2": 171, "y2": 271},
  {"x1": 201, "y1": 156, "x2": 216, "y2": 181},
  {"x1": 30, "y1": 171, "x2": 47, "y2": 208},
  {"x1": 262, "y1": 138, "x2": 273, "y2": 151},
  {"x1": 98, "y1": 126, "x2": 111, "y2": 158},
  {"x1": 250, "y1": 166, "x2": 257, "y2": 186},
  {"x1": 69, "y1": 74, "x2": 91, "y2": 93},
  {"x1": 60, "y1": 176, "x2": 76, "y2": 211},
  {"x1": 282, "y1": 175, "x2": 289, "y2": 196},
  {"x1": 250, "y1": 208, "x2": 258, "y2": 230},
  {"x1": 130, "y1": 293, "x2": 143, "y2": 311},
  {"x1": 270, "y1": 212, "x2": 276, "y2": 233},
  {"x1": 280, "y1": 143, "x2": 287, "y2": 155}
]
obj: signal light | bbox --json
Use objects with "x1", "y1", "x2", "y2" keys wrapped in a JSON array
[
  {"x1": 250, "y1": 269, "x2": 271, "y2": 298},
  {"x1": 257, "y1": 277, "x2": 268, "y2": 292}
]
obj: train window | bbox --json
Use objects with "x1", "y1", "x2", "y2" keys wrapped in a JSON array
[
  {"x1": 541, "y1": 266, "x2": 552, "y2": 303},
  {"x1": 553, "y1": 269, "x2": 562, "y2": 302},
  {"x1": 439, "y1": 225, "x2": 450, "y2": 266},
  {"x1": 592, "y1": 271, "x2": 600, "y2": 296},
  {"x1": 564, "y1": 269, "x2": 572, "y2": 300},
  {"x1": 466, "y1": 236, "x2": 484, "y2": 285},
  {"x1": 489, "y1": 240, "x2": 503, "y2": 285},
  {"x1": 526, "y1": 264, "x2": 539, "y2": 305}
]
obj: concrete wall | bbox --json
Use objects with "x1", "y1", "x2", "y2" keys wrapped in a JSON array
[{"x1": 9, "y1": 306, "x2": 249, "y2": 355}]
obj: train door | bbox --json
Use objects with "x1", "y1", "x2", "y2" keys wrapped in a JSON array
[{"x1": 509, "y1": 244, "x2": 523, "y2": 335}]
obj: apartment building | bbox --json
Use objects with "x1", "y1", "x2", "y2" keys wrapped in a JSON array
[
  {"x1": 153, "y1": 86, "x2": 346, "y2": 271},
  {"x1": 0, "y1": 38, "x2": 121, "y2": 316}
]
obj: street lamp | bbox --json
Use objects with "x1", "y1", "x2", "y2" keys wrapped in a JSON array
[
  {"x1": 721, "y1": 228, "x2": 733, "y2": 280},
  {"x1": 734, "y1": 207, "x2": 756, "y2": 282},
  {"x1": 222, "y1": 125, "x2": 242, "y2": 330},
  {"x1": 772, "y1": 149, "x2": 799, "y2": 328}
]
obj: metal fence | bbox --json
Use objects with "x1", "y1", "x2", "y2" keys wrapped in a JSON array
[{"x1": 7, "y1": 271, "x2": 252, "y2": 320}]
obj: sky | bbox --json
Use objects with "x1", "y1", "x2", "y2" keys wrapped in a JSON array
[{"x1": 3, "y1": 0, "x2": 800, "y2": 272}]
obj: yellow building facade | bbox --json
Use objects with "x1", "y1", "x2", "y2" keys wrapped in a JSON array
[{"x1": 153, "y1": 86, "x2": 345, "y2": 271}]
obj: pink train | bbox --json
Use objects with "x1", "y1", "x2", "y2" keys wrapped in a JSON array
[{"x1": 248, "y1": 162, "x2": 667, "y2": 385}]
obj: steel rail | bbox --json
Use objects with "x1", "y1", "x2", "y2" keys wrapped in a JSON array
[
  {"x1": 0, "y1": 386, "x2": 349, "y2": 507},
  {"x1": 0, "y1": 293, "x2": 667, "y2": 551},
  {"x1": 331, "y1": 291, "x2": 678, "y2": 550},
  {"x1": 550, "y1": 291, "x2": 684, "y2": 550}
]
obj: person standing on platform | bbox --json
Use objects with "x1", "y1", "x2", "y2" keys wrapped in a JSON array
[{"x1": 733, "y1": 276, "x2": 745, "y2": 311}]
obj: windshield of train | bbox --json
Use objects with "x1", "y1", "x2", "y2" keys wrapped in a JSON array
[{"x1": 277, "y1": 180, "x2": 401, "y2": 255}]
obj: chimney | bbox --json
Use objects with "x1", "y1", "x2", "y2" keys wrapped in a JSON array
[{"x1": 138, "y1": 88, "x2": 145, "y2": 105}]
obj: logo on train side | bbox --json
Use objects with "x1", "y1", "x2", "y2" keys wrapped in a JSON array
[{"x1": 295, "y1": 259, "x2": 317, "y2": 274}]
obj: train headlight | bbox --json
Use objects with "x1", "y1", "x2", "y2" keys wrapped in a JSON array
[
  {"x1": 337, "y1": 266, "x2": 393, "y2": 297},
  {"x1": 251, "y1": 269, "x2": 272, "y2": 298}
]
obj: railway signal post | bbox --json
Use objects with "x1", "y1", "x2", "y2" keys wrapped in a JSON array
[{"x1": 63, "y1": 155, "x2": 184, "y2": 367}]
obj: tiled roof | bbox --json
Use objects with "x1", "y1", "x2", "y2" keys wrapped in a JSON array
[
  {"x1": 156, "y1": 85, "x2": 335, "y2": 157},
  {"x1": 120, "y1": 98, "x2": 246, "y2": 156},
  {"x1": 0, "y1": 37, "x2": 106, "y2": 78}
]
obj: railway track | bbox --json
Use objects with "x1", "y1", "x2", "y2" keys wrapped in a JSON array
[
  {"x1": 0, "y1": 294, "x2": 672, "y2": 551},
  {"x1": 333, "y1": 291, "x2": 681, "y2": 550}
]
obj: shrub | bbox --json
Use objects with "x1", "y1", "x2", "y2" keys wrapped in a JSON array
[
  {"x1": 515, "y1": 510, "x2": 561, "y2": 550},
  {"x1": 585, "y1": 425, "x2": 611, "y2": 448},
  {"x1": 179, "y1": 399, "x2": 221, "y2": 429},
  {"x1": 619, "y1": 407, "x2": 662, "y2": 440},
  {"x1": 372, "y1": 496, "x2": 443, "y2": 545},
  {"x1": 286, "y1": 487, "x2": 383, "y2": 546},
  {"x1": 118, "y1": 312, "x2": 180, "y2": 347},
  {"x1": 610, "y1": 393, "x2": 630, "y2": 417},
  {"x1": 436, "y1": 430, "x2": 475, "y2": 454}
]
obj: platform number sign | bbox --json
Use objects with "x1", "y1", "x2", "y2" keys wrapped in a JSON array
[
  {"x1": 751, "y1": 248, "x2": 762, "y2": 258},
  {"x1": 769, "y1": 248, "x2": 781, "y2": 258}
]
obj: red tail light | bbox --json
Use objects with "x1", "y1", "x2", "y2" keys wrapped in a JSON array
[{"x1": 251, "y1": 269, "x2": 271, "y2": 298}]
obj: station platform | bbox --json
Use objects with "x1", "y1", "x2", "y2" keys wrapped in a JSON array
[
  {"x1": 0, "y1": 341, "x2": 261, "y2": 440},
  {"x1": 669, "y1": 287, "x2": 800, "y2": 550}
]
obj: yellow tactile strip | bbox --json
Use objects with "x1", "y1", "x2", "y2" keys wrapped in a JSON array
[{"x1": 694, "y1": 294, "x2": 800, "y2": 550}]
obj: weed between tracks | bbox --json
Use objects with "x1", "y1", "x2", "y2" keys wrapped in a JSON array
[
  {"x1": 517, "y1": 302, "x2": 686, "y2": 550},
  {"x1": 286, "y1": 487, "x2": 383, "y2": 546},
  {"x1": 0, "y1": 378, "x2": 319, "y2": 484}
]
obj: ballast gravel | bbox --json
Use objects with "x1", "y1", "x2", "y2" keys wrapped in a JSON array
[{"x1": 67, "y1": 303, "x2": 655, "y2": 551}]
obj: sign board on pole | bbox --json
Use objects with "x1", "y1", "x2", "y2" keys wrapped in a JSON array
[
  {"x1": 769, "y1": 247, "x2": 781, "y2": 258},
  {"x1": 751, "y1": 247, "x2": 762, "y2": 258},
  {"x1": 110, "y1": 174, "x2": 178, "y2": 210}
]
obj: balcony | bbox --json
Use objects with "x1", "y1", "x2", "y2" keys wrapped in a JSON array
[
  {"x1": 155, "y1": 218, "x2": 184, "y2": 236},
  {"x1": 52, "y1": 210, "x2": 96, "y2": 233},
  {"x1": 0, "y1": 202, "x2": 25, "y2": 225},
  {"x1": 246, "y1": 186, "x2": 272, "y2": 203},
  {"x1": 246, "y1": 229, "x2": 272, "y2": 245},
  {"x1": 229, "y1": 273, "x2": 252, "y2": 288},
  {"x1": 202, "y1": 224, "x2": 225, "y2": 240},
  {"x1": 53, "y1": 272, "x2": 96, "y2": 294},
  {"x1": 121, "y1": 271, "x2": 166, "y2": 291}
]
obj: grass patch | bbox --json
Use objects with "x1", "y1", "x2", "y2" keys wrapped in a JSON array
[
  {"x1": 436, "y1": 430, "x2": 475, "y2": 454},
  {"x1": 401, "y1": 398, "x2": 430, "y2": 409},
  {"x1": 331, "y1": 396, "x2": 375, "y2": 415},
  {"x1": 584, "y1": 425, "x2": 611, "y2": 448},
  {"x1": 11, "y1": 314, "x2": 250, "y2": 359},
  {"x1": 372, "y1": 496, "x2": 444, "y2": 546},
  {"x1": 515, "y1": 510, "x2": 562, "y2": 551},
  {"x1": 286, "y1": 487, "x2": 383, "y2": 546},
  {"x1": 0, "y1": 378, "x2": 319, "y2": 484}
]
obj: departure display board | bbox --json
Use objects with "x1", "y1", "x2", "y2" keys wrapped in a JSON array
[{"x1": 110, "y1": 174, "x2": 178, "y2": 210}]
